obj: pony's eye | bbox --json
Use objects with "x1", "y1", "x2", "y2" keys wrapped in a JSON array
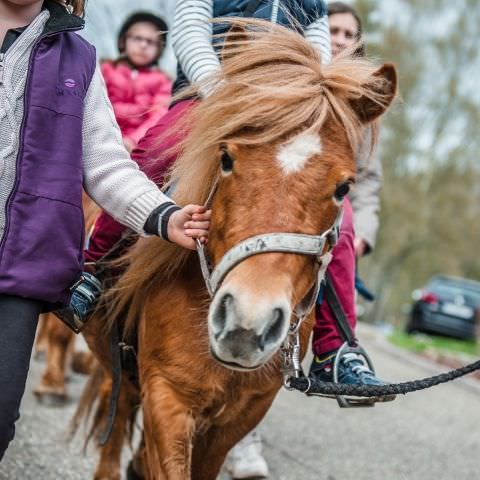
[
  {"x1": 220, "y1": 150, "x2": 234, "y2": 173},
  {"x1": 334, "y1": 182, "x2": 350, "y2": 200}
]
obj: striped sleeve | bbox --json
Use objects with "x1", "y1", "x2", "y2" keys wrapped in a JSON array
[
  {"x1": 304, "y1": 15, "x2": 332, "y2": 64},
  {"x1": 171, "y1": 0, "x2": 221, "y2": 96}
]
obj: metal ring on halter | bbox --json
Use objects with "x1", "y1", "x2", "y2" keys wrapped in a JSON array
[{"x1": 284, "y1": 372, "x2": 312, "y2": 392}]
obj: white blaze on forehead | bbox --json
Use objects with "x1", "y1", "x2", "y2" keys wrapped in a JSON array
[{"x1": 276, "y1": 131, "x2": 322, "y2": 174}]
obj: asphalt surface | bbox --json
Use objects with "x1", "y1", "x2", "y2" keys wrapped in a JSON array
[{"x1": 1, "y1": 324, "x2": 480, "y2": 480}]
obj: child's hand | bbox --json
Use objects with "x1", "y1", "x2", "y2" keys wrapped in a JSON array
[{"x1": 168, "y1": 205, "x2": 211, "y2": 250}]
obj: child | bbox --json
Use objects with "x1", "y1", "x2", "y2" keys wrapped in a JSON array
[
  {"x1": 0, "y1": 0, "x2": 209, "y2": 461},
  {"x1": 101, "y1": 12, "x2": 172, "y2": 152}
]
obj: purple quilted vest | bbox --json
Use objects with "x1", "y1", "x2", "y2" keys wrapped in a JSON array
[{"x1": 0, "y1": 4, "x2": 96, "y2": 308}]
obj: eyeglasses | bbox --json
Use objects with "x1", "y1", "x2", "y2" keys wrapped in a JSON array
[{"x1": 126, "y1": 34, "x2": 160, "y2": 48}]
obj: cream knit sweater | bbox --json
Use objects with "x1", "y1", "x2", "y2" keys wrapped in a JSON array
[{"x1": 0, "y1": 10, "x2": 169, "y2": 244}]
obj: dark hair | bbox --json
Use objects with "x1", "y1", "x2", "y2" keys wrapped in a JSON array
[
  {"x1": 117, "y1": 11, "x2": 168, "y2": 62},
  {"x1": 327, "y1": 1, "x2": 365, "y2": 56},
  {"x1": 52, "y1": 0, "x2": 86, "y2": 17}
]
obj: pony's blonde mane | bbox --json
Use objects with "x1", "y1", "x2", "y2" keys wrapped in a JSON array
[{"x1": 104, "y1": 18, "x2": 391, "y2": 331}]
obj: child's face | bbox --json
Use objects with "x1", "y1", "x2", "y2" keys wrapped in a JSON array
[
  {"x1": 124, "y1": 22, "x2": 163, "y2": 68},
  {"x1": 329, "y1": 13, "x2": 359, "y2": 58}
]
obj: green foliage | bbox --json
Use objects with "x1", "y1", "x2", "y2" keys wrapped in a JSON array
[
  {"x1": 352, "y1": 0, "x2": 480, "y2": 325},
  {"x1": 389, "y1": 330, "x2": 479, "y2": 357}
]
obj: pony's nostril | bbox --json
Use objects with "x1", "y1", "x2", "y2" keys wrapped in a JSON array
[
  {"x1": 212, "y1": 293, "x2": 234, "y2": 337},
  {"x1": 259, "y1": 307, "x2": 286, "y2": 350}
]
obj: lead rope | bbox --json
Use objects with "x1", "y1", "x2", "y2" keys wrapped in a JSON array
[{"x1": 288, "y1": 359, "x2": 480, "y2": 397}]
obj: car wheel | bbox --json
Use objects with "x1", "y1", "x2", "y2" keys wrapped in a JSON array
[{"x1": 405, "y1": 321, "x2": 418, "y2": 335}]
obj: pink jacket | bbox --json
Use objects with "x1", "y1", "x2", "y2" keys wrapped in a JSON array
[{"x1": 101, "y1": 61, "x2": 172, "y2": 147}]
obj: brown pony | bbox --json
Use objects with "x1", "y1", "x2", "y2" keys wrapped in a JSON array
[
  {"x1": 33, "y1": 192, "x2": 100, "y2": 402},
  {"x1": 77, "y1": 19, "x2": 397, "y2": 480}
]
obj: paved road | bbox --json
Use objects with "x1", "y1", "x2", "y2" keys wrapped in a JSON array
[{"x1": 1, "y1": 324, "x2": 480, "y2": 480}]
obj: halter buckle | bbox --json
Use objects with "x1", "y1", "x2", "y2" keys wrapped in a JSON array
[{"x1": 281, "y1": 330, "x2": 304, "y2": 389}]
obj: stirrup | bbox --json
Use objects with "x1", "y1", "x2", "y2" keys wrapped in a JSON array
[
  {"x1": 53, "y1": 272, "x2": 103, "y2": 334},
  {"x1": 54, "y1": 306, "x2": 85, "y2": 334},
  {"x1": 333, "y1": 342, "x2": 377, "y2": 408}
]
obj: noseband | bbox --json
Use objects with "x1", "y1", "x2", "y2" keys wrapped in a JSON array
[{"x1": 196, "y1": 177, "x2": 343, "y2": 383}]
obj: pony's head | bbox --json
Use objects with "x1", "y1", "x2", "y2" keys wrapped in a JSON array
[
  {"x1": 111, "y1": 19, "x2": 397, "y2": 372},
  {"x1": 168, "y1": 19, "x2": 397, "y2": 370}
]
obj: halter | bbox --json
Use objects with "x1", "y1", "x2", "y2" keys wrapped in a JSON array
[{"x1": 196, "y1": 177, "x2": 343, "y2": 385}]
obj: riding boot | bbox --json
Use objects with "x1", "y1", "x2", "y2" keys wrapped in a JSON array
[{"x1": 53, "y1": 269, "x2": 103, "y2": 333}]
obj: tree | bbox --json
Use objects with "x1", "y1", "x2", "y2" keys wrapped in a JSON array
[{"x1": 354, "y1": 0, "x2": 480, "y2": 325}]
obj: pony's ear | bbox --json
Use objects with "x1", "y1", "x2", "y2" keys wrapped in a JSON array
[
  {"x1": 221, "y1": 25, "x2": 250, "y2": 63},
  {"x1": 351, "y1": 63, "x2": 398, "y2": 124}
]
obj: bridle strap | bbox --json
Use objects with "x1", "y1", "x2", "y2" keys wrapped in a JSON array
[
  {"x1": 292, "y1": 251, "x2": 331, "y2": 323},
  {"x1": 197, "y1": 206, "x2": 342, "y2": 297},
  {"x1": 209, "y1": 231, "x2": 331, "y2": 294}
]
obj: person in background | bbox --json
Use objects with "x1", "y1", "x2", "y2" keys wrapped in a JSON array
[
  {"x1": 309, "y1": 0, "x2": 385, "y2": 381},
  {"x1": 101, "y1": 12, "x2": 172, "y2": 152},
  {"x1": 327, "y1": 2, "x2": 374, "y2": 257}
]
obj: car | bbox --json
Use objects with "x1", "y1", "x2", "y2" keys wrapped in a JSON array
[{"x1": 406, "y1": 275, "x2": 480, "y2": 341}]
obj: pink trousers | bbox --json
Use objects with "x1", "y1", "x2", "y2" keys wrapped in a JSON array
[{"x1": 312, "y1": 197, "x2": 356, "y2": 356}]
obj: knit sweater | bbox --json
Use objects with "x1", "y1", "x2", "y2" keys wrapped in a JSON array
[
  {"x1": 171, "y1": 0, "x2": 331, "y2": 96},
  {"x1": 0, "y1": 9, "x2": 169, "y2": 245}
]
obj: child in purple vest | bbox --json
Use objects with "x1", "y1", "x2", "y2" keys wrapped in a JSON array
[{"x1": 0, "y1": 0, "x2": 210, "y2": 461}]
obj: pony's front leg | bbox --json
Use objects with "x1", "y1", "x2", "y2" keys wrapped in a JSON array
[
  {"x1": 191, "y1": 392, "x2": 277, "y2": 480},
  {"x1": 142, "y1": 376, "x2": 195, "y2": 480}
]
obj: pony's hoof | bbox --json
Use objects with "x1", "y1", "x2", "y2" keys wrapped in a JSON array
[
  {"x1": 33, "y1": 384, "x2": 68, "y2": 406},
  {"x1": 126, "y1": 461, "x2": 145, "y2": 480}
]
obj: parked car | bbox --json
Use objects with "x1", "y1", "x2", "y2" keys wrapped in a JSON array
[{"x1": 406, "y1": 275, "x2": 480, "y2": 341}]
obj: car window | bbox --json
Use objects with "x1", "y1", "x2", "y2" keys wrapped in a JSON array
[{"x1": 428, "y1": 281, "x2": 480, "y2": 306}]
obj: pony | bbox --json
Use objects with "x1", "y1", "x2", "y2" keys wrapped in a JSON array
[{"x1": 76, "y1": 18, "x2": 397, "y2": 480}]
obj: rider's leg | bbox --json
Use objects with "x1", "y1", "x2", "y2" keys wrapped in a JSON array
[
  {"x1": 312, "y1": 198, "x2": 356, "y2": 357},
  {"x1": 0, "y1": 295, "x2": 42, "y2": 461},
  {"x1": 310, "y1": 198, "x2": 392, "y2": 391},
  {"x1": 57, "y1": 99, "x2": 196, "y2": 330}
]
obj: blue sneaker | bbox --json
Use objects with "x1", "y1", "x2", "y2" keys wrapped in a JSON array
[
  {"x1": 309, "y1": 350, "x2": 396, "y2": 405},
  {"x1": 54, "y1": 272, "x2": 103, "y2": 333}
]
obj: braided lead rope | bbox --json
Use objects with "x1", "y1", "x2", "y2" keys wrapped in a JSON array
[{"x1": 288, "y1": 359, "x2": 480, "y2": 396}]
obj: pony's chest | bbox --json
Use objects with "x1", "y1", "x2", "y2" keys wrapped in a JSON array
[{"x1": 196, "y1": 388, "x2": 254, "y2": 432}]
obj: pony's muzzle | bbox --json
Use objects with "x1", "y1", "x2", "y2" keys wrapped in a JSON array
[{"x1": 208, "y1": 290, "x2": 290, "y2": 369}]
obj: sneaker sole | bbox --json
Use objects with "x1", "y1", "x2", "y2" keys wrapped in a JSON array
[{"x1": 306, "y1": 392, "x2": 397, "y2": 404}]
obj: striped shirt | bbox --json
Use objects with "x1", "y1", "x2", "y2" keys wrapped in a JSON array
[{"x1": 171, "y1": 0, "x2": 331, "y2": 97}]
